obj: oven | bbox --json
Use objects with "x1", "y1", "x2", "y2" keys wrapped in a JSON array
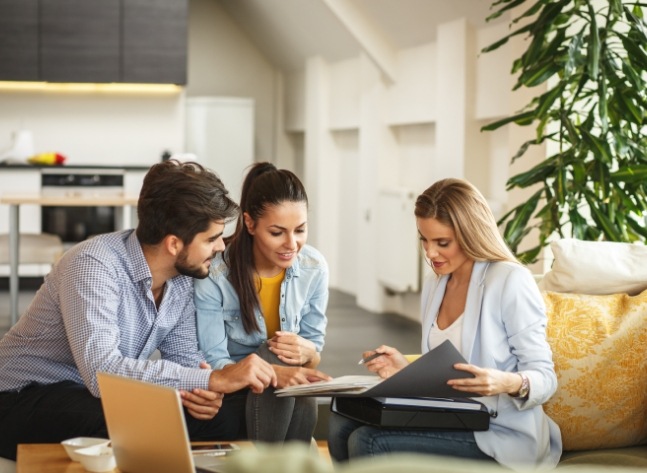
[{"x1": 41, "y1": 169, "x2": 125, "y2": 245}]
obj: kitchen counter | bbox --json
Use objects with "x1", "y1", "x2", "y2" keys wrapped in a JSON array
[{"x1": 0, "y1": 163, "x2": 151, "y2": 171}]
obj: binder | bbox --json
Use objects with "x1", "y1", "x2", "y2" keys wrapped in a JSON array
[{"x1": 331, "y1": 396, "x2": 490, "y2": 431}]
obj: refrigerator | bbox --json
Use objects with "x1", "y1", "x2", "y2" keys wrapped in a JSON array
[{"x1": 185, "y1": 96, "x2": 255, "y2": 218}]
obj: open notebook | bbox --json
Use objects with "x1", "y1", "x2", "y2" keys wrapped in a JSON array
[{"x1": 97, "y1": 372, "x2": 230, "y2": 473}]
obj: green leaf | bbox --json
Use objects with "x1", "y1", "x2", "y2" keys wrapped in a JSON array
[
  {"x1": 568, "y1": 208, "x2": 589, "y2": 240},
  {"x1": 565, "y1": 29, "x2": 586, "y2": 76},
  {"x1": 611, "y1": 165, "x2": 647, "y2": 182},
  {"x1": 580, "y1": 129, "x2": 612, "y2": 163},
  {"x1": 617, "y1": 89, "x2": 644, "y2": 123},
  {"x1": 481, "y1": 23, "x2": 533, "y2": 53},
  {"x1": 535, "y1": 82, "x2": 565, "y2": 117},
  {"x1": 585, "y1": 193, "x2": 623, "y2": 241},
  {"x1": 486, "y1": 0, "x2": 529, "y2": 22},
  {"x1": 502, "y1": 189, "x2": 543, "y2": 250},
  {"x1": 517, "y1": 58, "x2": 561, "y2": 88},
  {"x1": 507, "y1": 160, "x2": 556, "y2": 188},
  {"x1": 481, "y1": 111, "x2": 536, "y2": 131},
  {"x1": 516, "y1": 245, "x2": 543, "y2": 265},
  {"x1": 598, "y1": 77, "x2": 608, "y2": 132},
  {"x1": 627, "y1": 216, "x2": 647, "y2": 238},
  {"x1": 587, "y1": 3, "x2": 600, "y2": 79}
]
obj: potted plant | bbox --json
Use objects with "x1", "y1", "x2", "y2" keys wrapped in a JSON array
[{"x1": 482, "y1": 0, "x2": 647, "y2": 263}]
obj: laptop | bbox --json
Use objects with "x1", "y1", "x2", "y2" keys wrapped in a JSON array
[{"x1": 97, "y1": 372, "x2": 229, "y2": 473}]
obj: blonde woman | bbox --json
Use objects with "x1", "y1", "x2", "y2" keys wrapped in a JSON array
[{"x1": 328, "y1": 178, "x2": 562, "y2": 470}]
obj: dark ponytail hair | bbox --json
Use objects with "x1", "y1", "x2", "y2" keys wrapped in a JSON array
[{"x1": 226, "y1": 162, "x2": 308, "y2": 333}]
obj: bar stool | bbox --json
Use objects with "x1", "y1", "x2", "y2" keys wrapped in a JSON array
[
  {"x1": 0, "y1": 233, "x2": 64, "y2": 324},
  {"x1": 0, "y1": 233, "x2": 64, "y2": 267}
]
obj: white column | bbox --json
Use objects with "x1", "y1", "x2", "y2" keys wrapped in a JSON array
[
  {"x1": 355, "y1": 54, "x2": 388, "y2": 312},
  {"x1": 304, "y1": 57, "x2": 340, "y2": 285},
  {"x1": 435, "y1": 19, "x2": 474, "y2": 180}
]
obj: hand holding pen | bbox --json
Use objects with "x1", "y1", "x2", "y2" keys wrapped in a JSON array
[
  {"x1": 357, "y1": 345, "x2": 409, "y2": 379},
  {"x1": 357, "y1": 352, "x2": 385, "y2": 365}
]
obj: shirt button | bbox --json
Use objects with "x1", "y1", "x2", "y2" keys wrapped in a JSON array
[{"x1": 281, "y1": 318, "x2": 286, "y2": 322}]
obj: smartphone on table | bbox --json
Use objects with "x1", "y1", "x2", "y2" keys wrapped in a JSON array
[{"x1": 191, "y1": 443, "x2": 240, "y2": 456}]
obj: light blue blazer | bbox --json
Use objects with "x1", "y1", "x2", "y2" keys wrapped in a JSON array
[{"x1": 421, "y1": 261, "x2": 562, "y2": 469}]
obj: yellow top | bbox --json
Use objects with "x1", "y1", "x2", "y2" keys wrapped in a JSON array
[{"x1": 257, "y1": 270, "x2": 286, "y2": 339}]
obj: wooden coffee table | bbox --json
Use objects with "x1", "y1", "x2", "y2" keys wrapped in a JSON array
[
  {"x1": 17, "y1": 443, "x2": 87, "y2": 473},
  {"x1": 16, "y1": 442, "x2": 253, "y2": 473}
]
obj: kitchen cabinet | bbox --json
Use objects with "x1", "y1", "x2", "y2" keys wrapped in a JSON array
[
  {"x1": 0, "y1": 0, "x2": 187, "y2": 84},
  {"x1": 40, "y1": 0, "x2": 120, "y2": 83},
  {"x1": 122, "y1": 0, "x2": 188, "y2": 84},
  {"x1": 0, "y1": 0, "x2": 39, "y2": 81}
]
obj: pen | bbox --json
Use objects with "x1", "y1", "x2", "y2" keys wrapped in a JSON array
[{"x1": 358, "y1": 352, "x2": 385, "y2": 365}]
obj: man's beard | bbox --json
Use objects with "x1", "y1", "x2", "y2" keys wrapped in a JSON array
[{"x1": 175, "y1": 248, "x2": 212, "y2": 279}]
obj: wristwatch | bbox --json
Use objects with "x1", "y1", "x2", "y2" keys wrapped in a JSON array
[{"x1": 511, "y1": 372, "x2": 530, "y2": 399}]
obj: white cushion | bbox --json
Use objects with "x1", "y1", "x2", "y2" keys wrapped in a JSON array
[{"x1": 538, "y1": 239, "x2": 647, "y2": 295}]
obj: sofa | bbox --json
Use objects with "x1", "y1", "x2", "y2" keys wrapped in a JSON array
[{"x1": 536, "y1": 239, "x2": 647, "y2": 467}]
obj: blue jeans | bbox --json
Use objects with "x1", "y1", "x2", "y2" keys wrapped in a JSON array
[{"x1": 328, "y1": 412, "x2": 495, "y2": 462}]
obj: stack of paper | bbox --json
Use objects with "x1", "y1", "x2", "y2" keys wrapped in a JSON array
[{"x1": 275, "y1": 376, "x2": 380, "y2": 397}]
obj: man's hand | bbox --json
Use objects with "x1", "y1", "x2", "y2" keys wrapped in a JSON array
[
  {"x1": 273, "y1": 365, "x2": 332, "y2": 389},
  {"x1": 208, "y1": 354, "x2": 277, "y2": 394},
  {"x1": 267, "y1": 331, "x2": 319, "y2": 367},
  {"x1": 179, "y1": 388, "x2": 223, "y2": 420}
]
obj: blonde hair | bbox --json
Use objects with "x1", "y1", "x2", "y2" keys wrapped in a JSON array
[{"x1": 414, "y1": 178, "x2": 518, "y2": 264}]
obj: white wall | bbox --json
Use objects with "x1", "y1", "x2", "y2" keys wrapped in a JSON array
[
  {"x1": 0, "y1": 91, "x2": 183, "y2": 166},
  {"x1": 282, "y1": 17, "x2": 541, "y2": 321},
  {"x1": 187, "y1": 0, "x2": 278, "y2": 164}
]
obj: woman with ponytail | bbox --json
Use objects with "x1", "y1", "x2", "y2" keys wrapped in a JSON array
[{"x1": 195, "y1": 162, "x2": 330, "y2": 443}]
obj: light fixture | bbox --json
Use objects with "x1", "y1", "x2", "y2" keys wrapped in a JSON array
[{"x1": 0, "y1": 81, "x2": 182, "y2": 94}]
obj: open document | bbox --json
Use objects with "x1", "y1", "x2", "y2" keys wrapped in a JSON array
[{"x1": 275, "y1": 340, "x2": 474, "y2": 399}]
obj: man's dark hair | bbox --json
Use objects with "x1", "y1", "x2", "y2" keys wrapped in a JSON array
[{"x1": 136, "y1": 160, "x2": 239, "y2": 245}]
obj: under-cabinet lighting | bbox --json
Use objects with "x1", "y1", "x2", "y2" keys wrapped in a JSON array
[{"x1": 0, "y1": 81, "x2": 182, "y2": 94}]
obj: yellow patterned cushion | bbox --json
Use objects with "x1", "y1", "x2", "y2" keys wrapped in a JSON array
[{"x1": 543, "y1": 289, "x2": 647, "y2": 451}]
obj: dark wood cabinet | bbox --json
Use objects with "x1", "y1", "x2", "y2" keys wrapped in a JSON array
[
  {"x1": 0, "y1": 0, "x2": 187, "y2": 84},
  {"x1": 0, "y1": 0, "x2": 39, "y2": 81},
  {"x1": 123, "y1": 0, "x2": 188, "y2": 84},
  {"x1": 40, "y1": 0, "x2": 120, "y2": 83}
]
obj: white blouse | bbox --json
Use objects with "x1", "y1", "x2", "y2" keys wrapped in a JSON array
[{"x1": 427, "y1": 313, "x2": 464, "y2": 354}]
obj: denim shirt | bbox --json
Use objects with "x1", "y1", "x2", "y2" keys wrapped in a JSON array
[{"x1": 194, "y1": 244, "x2": 329, "y2": 369}]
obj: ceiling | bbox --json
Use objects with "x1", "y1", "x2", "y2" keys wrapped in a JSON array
[{"x1": 216, "y1": 0, "x2": 508, "y2": 72}]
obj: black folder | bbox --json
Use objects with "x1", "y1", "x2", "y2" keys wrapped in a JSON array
[{"x1": 331, "y1": 396, "x2": 490, "y2": 431}]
